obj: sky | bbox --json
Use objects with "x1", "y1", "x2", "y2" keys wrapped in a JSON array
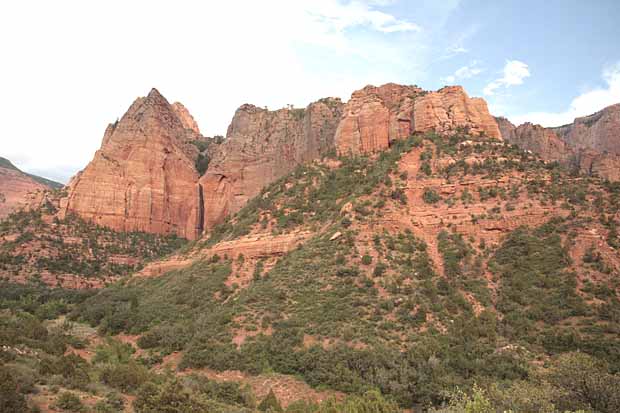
[{"x1": 1, "y1": 0, "x2": 619, "y2": 183}]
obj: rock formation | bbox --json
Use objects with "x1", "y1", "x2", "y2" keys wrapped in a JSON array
[
  {"x1": 0, "y1": 157, "x2": 49, "y2": 219},
  {"x1": 64, "y1": 84, "x2": 620, "y2": 240},
  {"x1": 552, "y1": 103, "x2": 620, "y2": 154},
  {"x1": 334, "y1": 84, "x2": 501, "y2": 155},
  {"x1": 413, "y1": 86, "x2": 501, "y2": 139},
  {"x1": 200, "y1": 99, "x2": 343, "y2": 228},
  {"x1": 496, "y1": 104, "x2": 620, "y2": 181},
  {"x1": 496, "y1": 118, "x2": 574, "y2": 163},
  {"x1": 334, "y1": 83, "x2": 421, "y2": 155},
  {"x1": 171, "y1": 102, "x2": 201, "y2": 134},
  {"x1": 61, "y1": 89, "x2": 204, "y2": 239}
]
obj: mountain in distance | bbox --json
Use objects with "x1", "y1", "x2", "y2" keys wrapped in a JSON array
[{"x1": 0, "y1": 155, "x2": 62, "y2": 219}]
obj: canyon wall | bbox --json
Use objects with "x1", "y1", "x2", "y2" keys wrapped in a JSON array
[
  {"x1": 200, "y1": 99, "x2": 344, "y2": 228},
  {"x1": 334, "y1": 84, "x2": 500, "y2": 155},
  {"x1": 61, "y1": 84, "x2": 618, "y2": 239},
  {"x1": 497, "y1": 106, "x2": 620, "y2": 181}
]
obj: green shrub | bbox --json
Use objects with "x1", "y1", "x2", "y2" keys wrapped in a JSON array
[
  {"x1": 55, "y1": 391, "x2": 84, "y2": 412},
  {"x1": 100, "y1": 361, "x2": 149, "y2": 392},
  {"x1": 361, "y1": 254, "x2": 372, "y2": 265},
  {"x1": 0, "y1": 369, "x2": 28, "y2": 413},
  {"x1": 423, "y1": 188, "x2": 441, "y2": 204},
  {"x1": 258, "y1": 389, "x2": 283, "y2": 412}
]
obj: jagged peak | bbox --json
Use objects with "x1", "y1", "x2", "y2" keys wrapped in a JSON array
[{"x1": 146, "y1": 87, "x2": 167, "y2": 102}]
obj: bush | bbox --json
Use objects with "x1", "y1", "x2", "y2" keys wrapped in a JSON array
[
  {"x1": 429, "y1": 385, "x2": 493, "y2": 413},
  {"x1": 258, "y1": 389, "x2": 283, "y2": 412},
  {"x1": 373, "y1": 262, "x2": 388, "y2": 277},
  {"x1": 55, "y1": 392, "x2": 84, "y2": 412},
  {"x1": 0, "y1": 369, "x2": 28, "y2": 413},
  {"x1": 100, "y1": 361, "x2": 148, "y2": 392},
  {"x1": 361, "y1": 254, "x2": 372, "y2": 265},
  {"x1": 423, "y1": 188, "x2": 441, "y2": 204},
  {"x1": 134, "y1": 381, "x2": 206, "y2": 413},
  {"x1": 546, "y1": 352, "x2": 620, "y2": 413}
]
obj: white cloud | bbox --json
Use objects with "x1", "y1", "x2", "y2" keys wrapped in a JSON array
[
  {"x1": 509, "y1": 62, "x2": 620, "y2": 127},
  {"x1": 0, "y1": 0, "x2": 425, "y2": 182},
  {"x1": 305, "y1": 1, "x2": 420, "y2": 35},
  {"x1": 483, "y1": 60, "x2": 530, "y2": 96},
  {"x1": 447, "y1": 46, "x2": 468, "y2": 55},
  {"x1": 441, "y1": 61, "x2": 483, "y2": 84}
]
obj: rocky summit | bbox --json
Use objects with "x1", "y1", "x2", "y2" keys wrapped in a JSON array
[
  {"x1": 56, "y1": 83, "x2": 517, "y2": 239},
  {"x1": 60, "y1": 88, "x2": 205, "y2": 239}
]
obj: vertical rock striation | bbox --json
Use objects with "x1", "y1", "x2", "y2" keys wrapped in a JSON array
[
  {"x1": 200, "y1": 98, "x2": 344, "y2": 228},
  {"x1": 62, "y1": 89, "x2": 203, "y2": 239}
]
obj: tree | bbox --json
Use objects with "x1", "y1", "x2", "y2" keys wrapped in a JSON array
[
  {"x1": 546, "y1": 352, "x2": 620, "y2": 413},
  {"x1": 0, "y1": 370, "x2": 28, "y2": 413},
  {"x1": 258, "y1": 389, "x2": 283, "y2": 412},
  {"x1": 133, "y1": 381, "x2": 205, "y2": 413}
]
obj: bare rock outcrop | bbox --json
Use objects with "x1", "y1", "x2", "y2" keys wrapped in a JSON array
[
  {"x1": 497, "y1": 104, "x2": 620, "y2": 181},
  {"x1": 413, "y1": 86, "x2": 501, "y2": 139},
  {"x1": 171, "y1": 102, "x2": 201, "y2": 134},
  {"x1": 334, "y1": 84, "x2": 501, "y2": 155},
  {"x1": 61, "y1": 89, "x2": 204, "y2": 239},
  {"x1": 511, "y1": 121, "x2": 574, "y2": 163},
  {"x1": 200, "y1": 99, "x2": 343, "y2": 228},
  {"x1": 552, "y1": 103, "x2": 620, "y2": 154},
  {"x1": 334, "y1": 83, "x2": 422, "y2": 155}
]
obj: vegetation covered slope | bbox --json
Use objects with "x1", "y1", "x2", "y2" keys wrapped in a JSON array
[
  {"x1": 2, "y1": 131, "x2": 619, "y2": 412},
  {"x1": 0, "y1": 156, "x2": 63, "y2": 189},
  {"x1": 0, "y1": 191, "x2": 186, "y2": 288}
]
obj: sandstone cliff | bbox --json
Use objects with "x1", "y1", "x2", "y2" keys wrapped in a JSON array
[
  {"x1": 496, "y1": 118, "x2": 574, "y2": 163},
  {"x1": 334, "y1": 84, "x2": 501, "y2": 155},
  {"x1": 334, "y1": 83, "x2": 421, "y2": 155},
  {"x1": 413, "y1": 86, "x2": 501, "y2": 139},
  {"x1": 62, "y1": 89, "x2": 204, "y2": 239},
  {"x1": 497, "y1": 104, "x2": 620, "y2": 181},
  {"x1": 200, "y1": 99, "x2": 343, "y2": 228},
  {"x1": 552, "y1": 103, "x2": 620, "y2": 154}
]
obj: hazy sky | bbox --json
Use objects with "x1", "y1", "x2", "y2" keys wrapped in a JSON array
[{"x1": 1, "y1": 0, "x2": 619, "y2": 183}]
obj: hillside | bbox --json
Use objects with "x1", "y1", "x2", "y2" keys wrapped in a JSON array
[
  {"x1": 1, "y1": 83, "x2": 619, "y2": 412},
  {"x1": 0, "y1": 190, "x2": 186, "y2": 288},
  {"x1": 0, "y1": 156, "x2": 62, "y2": 219},
  {"x1": 3, "y1": 128, "x2": 618, "y2": 412},
  {"x1": 78, "y1": 130, "x2": 620, "y2": 409}
]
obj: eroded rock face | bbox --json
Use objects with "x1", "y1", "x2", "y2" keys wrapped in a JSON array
[
  {"x1": 200, "y1": 99, "x2": 343, "y2": 228},
  {"x1": 413, "y1": 86, "x2": 501, "y2": 139},
  {"x1": 62, "y1": 89, "x2": 203, "y2": 239},
  {"x1": 497, "y1": 105, "x2": 620, "y2": 181},
  {"x1": 552, "y1": 103, "x2": 620, "y2": 154},
  {"x1": 334, "y1": 84, "x2": 501, "y2": 155},
  {"x1": 171, "y1": 102, "x2": 201, "y2": 134},
  {"x1": 510, "y1": 121, "x2": 574, "y2": 163},
  {"x1": 0, "y1": 161, "x2": 48, "y2": 219},
  {"x1": 335, "y1": 83, "x2": 422, "y2": 155}
]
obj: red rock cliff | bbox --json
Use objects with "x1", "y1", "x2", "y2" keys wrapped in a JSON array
[
  {"x1": 552, "y1": 103, "x2": 620, "y2": 154},
  {"x1": 61, "y1": 89, "x2": 203, "y2": 239},
  {"x1": 496, "y1": 104, "x2": 620, "y2": 181},
  {"x1": 200, "y1": 99, "x2": 343, "y2": 228},
  {"x1": 334, "y1": 84, "x2": 501, "y2": 155},
  {"x1": 413, "y1": 86, "x2": 501, "y2": 139},
  {"x1": 334, "y1": 83, "x2": 422, "y2": 155}
]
